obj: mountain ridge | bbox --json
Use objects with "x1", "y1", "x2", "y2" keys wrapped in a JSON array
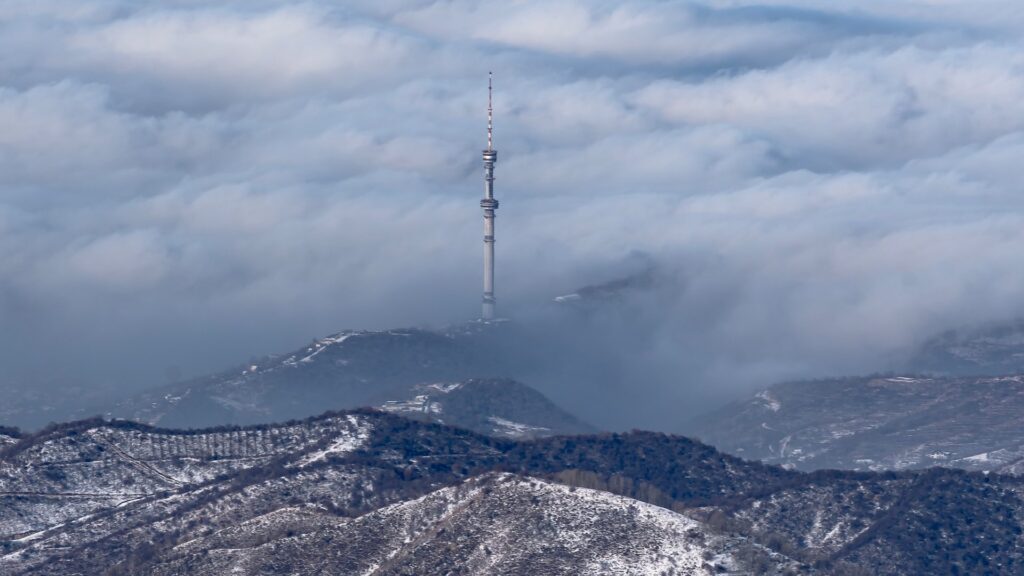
[
  {"x1": 685, "y1": 373, "x2": 1024, "y2": 475},
  {"x1": 913, "y1": 320, "x2": 1024, "y2": 375},
  {"x1": 89, "y1": 324, "x2": 592, "y2": 439},
  {"x1": 3, "y1": 409, "x2": 1024, "y2": 574}
]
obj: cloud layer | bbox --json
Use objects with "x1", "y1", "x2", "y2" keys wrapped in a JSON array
[{"x1": 2, "y1": 0, "x2": 1024, "y2": 428}]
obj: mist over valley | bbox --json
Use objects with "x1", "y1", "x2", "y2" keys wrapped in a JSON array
[{"x1": 4, "y1": 0, "x2": 1024, "y2": 573}]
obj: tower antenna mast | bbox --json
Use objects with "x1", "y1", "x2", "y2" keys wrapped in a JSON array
[{"x1": 487, "y1": 72, "x2": 493, "y2": 152}]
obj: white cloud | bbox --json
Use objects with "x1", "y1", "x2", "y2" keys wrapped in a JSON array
[
  {"x1": 76, "y1": 7, "x2": 415, "y2": 93},
  {"x1": 396, "y1": 0, "x2": 879, "y2": 67},
  {"x1": 632, "y1": 44, "x2": 1024, "y2": 170},
  {"x1": 1, "y1": 0, "x2": 1024, "y2": 427}
]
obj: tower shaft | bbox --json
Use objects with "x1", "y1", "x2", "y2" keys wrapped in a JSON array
[
  {"x1": 482, "y1": 154, "x2": 497, "y2": 319},
  {"x1": 481, "y1": 74, "x2": 498, "y2": 320}
]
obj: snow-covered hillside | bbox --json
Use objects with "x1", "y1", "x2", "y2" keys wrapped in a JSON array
[
  {"x1": 3, "y1": 410, "x2": 1023, "y2": 574},
  {"x1": 380, "y1": 378, "x2": 591, "y2": 439},
  {"x1": 153, "y1": 473, "x2": 795, "y2": 575},
  {"x1": 686, "y1": 375, "x2": 1024, "y2": 474},
  {"x1": 97, "y1": 326, "x2": 591, "y2": 439},
  {"x1": 0, "y1": 415, "x2": 370, "y2": 539}
]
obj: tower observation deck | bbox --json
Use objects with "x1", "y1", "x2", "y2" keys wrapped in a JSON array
[{"x1": 481, "y1": 73, "x2": 499, "y2": 320}]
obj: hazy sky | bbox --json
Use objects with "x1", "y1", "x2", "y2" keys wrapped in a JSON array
[{"x1": 2, "y1": 0, "x2": 1024, "y2": 414}]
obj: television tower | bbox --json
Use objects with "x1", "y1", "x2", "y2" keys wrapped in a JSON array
[{"x1": 480, "y1": 72, "x2": 499, "y2": 320}]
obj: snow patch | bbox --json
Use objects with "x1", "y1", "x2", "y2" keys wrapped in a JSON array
[
  {"x1": 755, "y1": 390, "x2": 781, "y2": 412},
  {"x1": 964, "y1": 452, "x2": 991, "y2": 463},
  {"x1": 778, "y1": 435, "x2": 792, "y2": 458},
  {"x1": 381, "y1": 396, "x2": 443, "y2": 415},
  {"x1": 885, "y1": 376, "x2": 924, "y2": 384},
  {"x1": 487, "y1": 417, "x2": 550, "y2": 438},
  {"x1": 298, "y1": 333, "x2": 358, "y2": 363},
  {"x1": 421, "y1": 382, "x2": 463, "y2": 394},
  {"x1": 296, "y1": 416, "x2": 371, "y2": 467}
]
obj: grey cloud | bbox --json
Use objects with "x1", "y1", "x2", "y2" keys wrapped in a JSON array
[
  {"x1": 395, "y1": 0, "x2": 911, "y2": 69},
  {"x1": 1, "y1": 0, "x2": 1023, "y2": 430}
]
